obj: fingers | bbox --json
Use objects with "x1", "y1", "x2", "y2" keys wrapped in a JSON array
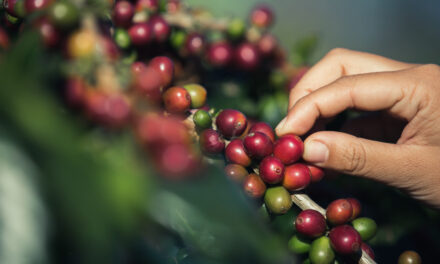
[
  {"x1": 289, "y1": 48, "x2": 414, "y2": 109},
  {"x1": 276, "y1": 70, "x2": 420, "y2": 136}
]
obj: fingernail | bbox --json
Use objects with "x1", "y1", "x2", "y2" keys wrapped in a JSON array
[
  {"x1": 275, "y1": 117, "x2": 287, "y2": 132},
  {"x1": 304, "y1": 140, "x2": 329, "y2": 163}
]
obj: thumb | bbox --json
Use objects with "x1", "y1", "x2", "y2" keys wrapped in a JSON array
[{"x1": 302, "y1": 131, "x2": 413, "y2": 184}]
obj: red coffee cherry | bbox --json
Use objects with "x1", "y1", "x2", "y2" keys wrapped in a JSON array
[
  {"x1": 248, "y1": 122, "x2": 275, "y2": 142},
  {"x1": 163, "y1": 86, "x2": 191, "y2": 114},
  {"x1": 133, "y1": 66, "x2": 163, "y2": 103},
  {"x1": 235, "y1": 42, "x2": 260, "y2": 71},
  {"x1": 207, "y1": 42, "x2": 233, "y2": 67},
  {"x1": 25, "y1": 0, "x2": 53, "y2": 13},
  {"x1": 149, "y1": 15, "x2": 170, "y2": 42},
  {"x1": 307, "y1": 165, "x2": 325, "y2": 183},
  {"x1": 225, "y1": 139, "x2": 251, "y2": 167},
  {"x1": 135, "y1": 0, "x2": 158, "y2": 12},
  {"x1": 361, "y1": 242, "x2": 375, "y2": 260},
  {"x1": 243, "y1": 132, "x2": 273, "y2": 159},
  {"x1": 326, "y1": 199, "x2": 353, "y2": 226},
  {"x1": 329, "y1": 225, "x2": 361, "y2": 255},
  {"x1": 243, "y1": 173, "x2": 266, "y2": 198},
  {"x1": 185, "y1": 32, "x2": 205, "y2": 55},
  {"x1": 128, "y1": 22, "x2": 151, "y2": 45},
  {"x1": 259, "y1": 156, "x2": 284, "y2": 184},
  {"x1": 250, "y1": 4, "x2": 274, "y2": 28},
  {"x1": 35, "y1": 18, "x2": 60, "y2": 48},
  {"x1": 113, "y1": 1, "x2": 134, "y2": 28},
  {"x1": 295, "y1": 209, "x2": 326, "y2": 238},
  {"x1": 215, "y1": 109, "x2": 247, "y2": 139},
  {"x1": 199, "y1": 129, "x2": 225, "y2": 155},
  {"x1": 224, "y1": 164, "x2": 248, "y2": 183},
  {"x1": 155, "y1": 143, "x2": 200, "y2": 179},
  {"x1": 258, "y1": 33, "x2": 277, "y2": 56},
  {"x1": 347, "y1": 198, "x2": 362, "y2": 221},
  {"x1": 273, "y1": 134, "x2": 304, "y2": 165},
  {"x1": 131, "y1": 61, "x2": 147, "y2": 74},
  {"x1": 283, "y1": 163, "x2": 311, "y2": 191},
  {"x1": 149, "y1": 56, "x2": 174, "y2": 87}
]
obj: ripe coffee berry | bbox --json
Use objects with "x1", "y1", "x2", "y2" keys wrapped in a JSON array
[
  {"x1": 347, "y1": 198, "x2": 362, "y2": 221},
  {"x1": 326, "y1": 199, "x2": 353, "y2": 226},
  {"x1": 258, "y1": 33, "x2": 277, "y2": 56},
  {"x1": 112, "y1": 1, "x2": 134, "y2": 28},
  {"x1": 295, "y1": 209, "x2": 326, "y2": 238},
  {"x1": 134, "y1": 67, "x2": 163, "y2": 103},
  {"x1": 361, "y1": 242, "x2": 375, "y2": 260},
  {"x1": 149, "y1": 56, "x2": 174, "y2": 87},
  {"x1": 249, "y1": 122, "x2": 275, "y2": 142},
  {"x1": 273, "y1": 134, "x2": 304, "y2": 165},
  {"x1": 225, "y1": 139, "x2": 251, "y2": 167},
  {"x1": 207, "y1": 42, "x2": 233, "y2": 67},
  {"x1": 259, "y1": 156, "x2": 284, "y2": 184},
  {"x1": 329, "y1": 225, "x2": 361, "y2": 255},
  {"x1": 199, "y1": 129, "x2": 225, "y2": 155},
  {"x1": 243, "y1": 132, "x2": 273, "y2": 159},
  {"x1": 283, "y1": 163, "x2": 311, "y2": 191},
  {"x1": 25, "y1": 0, "x2": 52, "y2": 13},
  {"x1": 243, "y1": 173, "x2": 266, "y2": 198},
  {"x1": 184, "y1": 84, "x2": 207, "y2": 108},
  {"x1": 250, "y1": 4, "x2": 274, "y2": 28},
  {"x1": 128, "y1": 23, "x2": 151, "y2": 45},
  {"x1": 185, "y1": 33, "x2": 205, "y2": 55},
  {"x1": 163, "y1": 86, "x2": 191, "y2": 114},
  {"x1": 352, "y1": 217, "x2": 377, "y2": 241},
  {"x1": 135, "y1": 0, "x2": 158, "y2": 12},
  {"x1": 307, "y1": 164, "x2": 325, "y2": 183},
  {"x1": 224, "y1": 164, "x2": 248, "y2": 183},
  {"x1": 264, "y1": 186, "x2": 292, "y2": 214},
  {"x1": 235, "y1": 43, "x2": 260, "y2": 71},
  {"x1": 149, "y1": 16, "x2": 170, "y2": 42},
  {"x1": 216, "y1": 109, "x2": 247, "y2": 139}
]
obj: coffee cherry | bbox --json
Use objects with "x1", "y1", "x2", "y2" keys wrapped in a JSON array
[
  {"x1": 361, "y1": 242, "x2": 375, "y2": 260},
  {"x1": 3, "y1": 0, "x2": 20, "y2": 17},
  {"x1": 309, "y1": 236, "x2": 335, "y2": 264},
  {"x1": 185, "y1": 33, "x2": 205, "y2": 55},
  {"x1": 307, "y1": 165, "x2": 325, "y2": 183},
  {"x1": 329, "y1": 225, "x2": 361, "y2": 255},
  {"x1": 149, "y1": 15, "x2": 170, "y2": 42},
  {"x1": 193, "y1": 109, "x2": 212, "y2": 130},
  {"x1": 283, "y1": 163, "x2": 311, "y2": 191},
  {"x1": 128, "y1": 22, "x2": 151, "y2": 45},
  {"x1": 347, "y1": 198, "x2": 362, "y2": 221},
  {"x1": 184, "y1": 84, "x2": 207, "y2": 109},
  {"x1": 243, "y1": 132, "x2": 273, "y2": 159},
  {"x1": 199, "y1": 129, "x2": 225, "y2": 155},
  {"x1": 243, "y1": 173, "x2": 266, "y2": 198},
  {"x1": 295, "y1": 209, "x2": 326, "y2": 238},
  {"x1": 259, "y1": 156, "x2": 284, "y2": 184},
  {"x1": 398, "y1": 251, "x2": 422, "y2": 264},
  {"x1": 224, "y1": 164, "x2": 248, "y2": 183},
  {"x1": 135, "y1": 0, "x2": 158, "y2": 12},
  {"x1": 264, "y1": 186, "x2": 292, "y2": 214},
  {"x1": 351, "y1": 217, "x2": 377, "y2": 241},
  {"x1": 65, "y1": 77, "x2": 86, "y2": 106},
  {"x1": 48, "y1": 1, "x2": 79, "y2": 29},
  {"x1": 155, "y1": 143, "x2": 200, "y2": 179},
  {"x1": 35, "y1": 18, "x2": 60, "y2": 48},
  {"x1": 101, "y1": 94, "x2": 132, "y2": 128},
  {"x1": 258, "y1": 33, "x2": 277, "y2": 56},
  {"x1": 215, "y1": 109, "x2": 247, "y2": 139},
  {"x1": 131, "y1": 61, "x2": 147, "y2": 74},
  {"x1": 326, "y1": 199, "x2": 353, "y2": 226},
  {"x1": 0, "y1": 27, "x2": 9, "y2": 50},
  {"x1": 149, "y1": 56, "x2": 174, "y2": 87},
  {"x1": 273, "y1": 134, "x2": 304, "y2": 165},
  {"x1": 67, "y1": 30, "x2": 96, "y2": 58},
  {"x1": 24, "y1": 0, "x2": 52, "y2": 13},
  {"x1": 170, "y1": 29, "x2": 186, "y2": 50},
  {"x1": 114, "y1": 28, "x2": 131, "y2": 49},
  {"x1": 227, "y1": 18, "x2": 245, "y2": 40},
  {"x1": 225, "y1": 139, "x2": 251, "y2": 167},
  {"x1": 207, "y1": 42, "x2": 233, "y2": 67},
  {"x1": 250, "y1": 4, "x2": 274, "y2": 28},
  {"x1": 248, "y1": 122, "x2": 275, "y2": 143},
  {"x1": 166, "y1": 0, "x2": 180, "y2": 13},
  {"x1": 288, "y1": 235, "x2": 311, "y2": 254},
  {"x1": 235, "y1": 43, "x2": 260, "y2": 71},
  {"x1": 133, "y1": 66, "x2": 162, "y2": 103},
  {"x1": 163, "y1": 86, "x2": 191, "y2": 114},
  {"x1": 113, "y1": 1, "x2": 134, "y2": 28}
]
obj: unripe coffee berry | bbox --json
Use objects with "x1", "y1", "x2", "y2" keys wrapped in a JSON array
[
  {"x1": 264, "y1": 186, "x2": 292, "y2": 214},
  {"x1": 398, "y1": 250, "x2": 422, "y2": 264},
  {"x1": 184, "y1": 84, "x2": 207, "y2": 108},
  {"x1": 259, "y1": 156, "x2": 284, "y2": 184},
  {"x1": 326, "y1": 199, "x2": 353, "y2": 226},
  {"x1": 329, "y1": 225, "x2": 361, "y2": 255},
  {"x1": 193, "y1": 109, "x2": 212, "y2": 130},
  {"x1": 309, "y1": 236, "x2": 335, "y2": 264},
  {"x1": 351, "y1": 217, "x2": 377, "y2": 241},
  {"x1": 288, "y1": 235, "x2": 311, "y2": 254},
  {"x1": 295, "y1": 209, "x2": 326, "y2": 238},
  {"x1": 273, "y1": 134, "x2": 304, "y2": 165}
]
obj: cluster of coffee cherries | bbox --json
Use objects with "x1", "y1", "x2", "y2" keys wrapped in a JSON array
[{"x1": 289, "y1": 198, "x2": 378, "y2": 263}]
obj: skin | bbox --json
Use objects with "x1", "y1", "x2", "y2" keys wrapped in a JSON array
[{"x1": 276, "y1": 48, "x2": 440, "y2": 208}]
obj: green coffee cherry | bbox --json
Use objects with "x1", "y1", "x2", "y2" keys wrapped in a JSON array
[
  {"x1": 227, "y1": 18, "x2": 245, "y2": 40},
  {"x1": 49, "y1": 1, "x2": 79, "y2": 29},
  {"x1": 352, "y1": 217, "x2": 377, "y2": 241},
  {"x1": 184, "y1": 84, "x2": 207, "y2": 108},
  {"x1": 264, "y1": 186, "x2": 292, "y2": 215},
  {"x1": 170, "y1": 29, "x2": 187, "y2": 50},
  {"x1": 288, "y1": 235, "x2": 311, "y2": 254},
  {"x1": 309, "y1": 236, "x2": 335, "y2": 264},
  {"x1": 114, "y1": 28, "x2": 131, "y2": 49},
  {"x1": 193, "y1": 110, "x2": 212, "y2": 130}
]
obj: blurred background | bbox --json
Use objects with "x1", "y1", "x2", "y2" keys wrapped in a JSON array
[{"x1": 1, "y1": 1, "x2": 440, "y2": 264}]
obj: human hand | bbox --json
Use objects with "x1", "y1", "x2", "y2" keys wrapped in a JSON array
[{"x1": 275, "y1": 48, "x2": 440, "y2": 208}]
